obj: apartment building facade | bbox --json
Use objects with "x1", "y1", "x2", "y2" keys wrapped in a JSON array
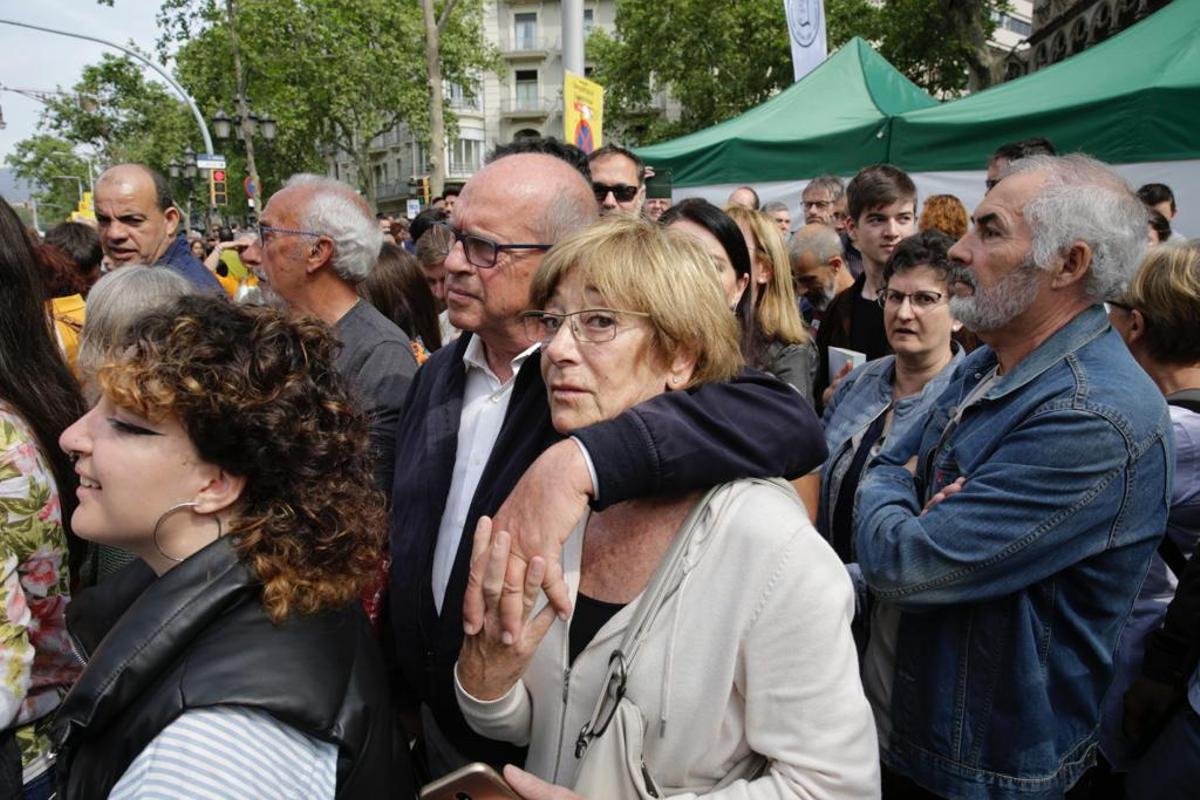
[{"x1": 329, "y1": 1, "x2": 619, "y2": 215}]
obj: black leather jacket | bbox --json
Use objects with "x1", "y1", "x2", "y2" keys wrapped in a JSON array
[{"x1": 51, "y1": 538, "x2": 407, "y2": 799}]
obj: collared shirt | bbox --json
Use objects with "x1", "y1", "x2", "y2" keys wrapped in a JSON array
[{"x1": 432, "y1": 335, "x2": 540, "y2": 612}]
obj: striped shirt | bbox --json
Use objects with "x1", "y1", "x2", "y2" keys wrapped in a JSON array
[{"x1": 108, "y1": 705, "x2": 337, "y2": 799}]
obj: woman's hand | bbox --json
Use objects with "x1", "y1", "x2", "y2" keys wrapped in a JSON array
[
  {"x1": 503, "y1": 765, "x2": 584, "y2": 800},
  {"x1": 457, "y1": 517, "x2": 558, "y2": 701}
]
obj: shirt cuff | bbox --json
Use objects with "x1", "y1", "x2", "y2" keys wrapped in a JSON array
[{"x1": 570, "y1": 435, "x2": 600, "y2": 505}]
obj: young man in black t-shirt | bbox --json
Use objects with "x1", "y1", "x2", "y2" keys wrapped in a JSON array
[{"x1": 813, "y1": 164, "x2": 918, "y2": 411}]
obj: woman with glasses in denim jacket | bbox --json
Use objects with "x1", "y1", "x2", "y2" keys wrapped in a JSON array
[{"x1": 818, "y1": 231, "x2": 964, "y2": 571}]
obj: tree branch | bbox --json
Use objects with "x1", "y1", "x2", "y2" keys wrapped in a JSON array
[{"x1": 437, "y1": 0, "x2": 460, "y2": 36}]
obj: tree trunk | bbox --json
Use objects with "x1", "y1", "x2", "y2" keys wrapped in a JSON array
[
  {"x1": 226, "y1": 0, "x2": 263, "y2": 213},
  {"x1": 422, "y1": 0, "x2": 446, "y2": 198}
]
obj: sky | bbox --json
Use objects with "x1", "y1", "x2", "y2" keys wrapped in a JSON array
[{"x1": 0, "y1": 1, "x2": 165, "y2": 162}]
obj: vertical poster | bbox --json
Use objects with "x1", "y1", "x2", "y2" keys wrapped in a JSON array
[{"x1": 564, "y1": 72, "x2": 604, "y2": 153}]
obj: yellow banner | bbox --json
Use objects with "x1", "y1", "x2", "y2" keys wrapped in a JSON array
[
  {"x1": 563, "y1": 72, "x2": 603, "y2": 153},
  {"x1": 74, "y1": 191, "x2": 96, "y2": 221}
]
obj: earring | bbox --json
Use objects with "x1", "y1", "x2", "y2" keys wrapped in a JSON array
[
  {"x1": 671, "y1": 376, "x2": 681, "y2": 384},
  {"x1": 152, "y1": 501, "x2": 223, "y2": 563}
]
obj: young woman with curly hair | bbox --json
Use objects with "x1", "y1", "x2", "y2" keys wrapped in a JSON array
[{"x1": 52, "y1": 294, "x2": 410, "y2": 800}]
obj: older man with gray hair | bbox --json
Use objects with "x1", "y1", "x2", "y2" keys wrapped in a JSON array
[
  {"x1": 789, "y1": 222, "x2": 852, "y2": 327},
  {"x1": 241, "y1": 174, "x2": 417, "y2": 490},
  {"x1": 855, "y1": 154, "x2": 1171, "y2": 798},
  {"x1": 387, "y1": 149, "x2": 828, "y2": 776}
]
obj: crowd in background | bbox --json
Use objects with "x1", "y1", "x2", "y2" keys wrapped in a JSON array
[{"x1": 1, "y1": 131, "x2": 1198, "y2": 800}]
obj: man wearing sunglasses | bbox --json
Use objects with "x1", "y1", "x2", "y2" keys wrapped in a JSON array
[
  {"x1": 387, "y1": 148, "x2": 827, "y2": 777},
  {"x1": 587, "y1": 143, "x2": 646, "y2": 216}
]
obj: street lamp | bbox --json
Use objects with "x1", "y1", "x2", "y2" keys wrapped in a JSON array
[
  {"x1": 168, "y1": 146, "x2": 202, "y2": 236},
  {"x1": 212, "y1": 107, "x2": 232, "y2": 140},
  {"x1": 211, "y1": 97, "x2": 274, "y2": 213}
]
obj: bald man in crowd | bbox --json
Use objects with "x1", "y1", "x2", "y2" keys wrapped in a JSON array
[
  {"x1": 388, "y1": 148, "x2": 825, "y2": 775},
  {"x1": 93, "y1": 164, "x2": 222, "y2": 291}
]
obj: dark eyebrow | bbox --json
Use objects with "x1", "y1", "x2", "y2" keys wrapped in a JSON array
[{"x1": 972, "y1": 212, "x2": 1001, "y2": 228}]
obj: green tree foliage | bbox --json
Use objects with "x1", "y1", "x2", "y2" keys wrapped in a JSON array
[
  {"x1": 4, "y1": 136, "x2": 91, "y2": 226},
  {"x1": 161, "y1": 0, "x2": 497, "y2": 207},
  {"x1": 36, "y1": 53, "x2": 195, "y2": 170},
  {"x1": 592, "y1": 0, "x2": 1001, "y2": 145},
  {"x1": 5, "y1": 54, "x2": 200, "y2": 226}
]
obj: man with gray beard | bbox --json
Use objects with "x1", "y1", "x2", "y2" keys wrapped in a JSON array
[
  {"x1": 854, "y1": 154, "x2": 1171, "y2": 798},
  {"x1": 789, "y1": 222, "x2": 854, "y2": 329}
]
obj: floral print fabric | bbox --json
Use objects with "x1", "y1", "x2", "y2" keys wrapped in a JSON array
[{"x1": 0, "y1": 403, "x2": 80, "y2": 778}]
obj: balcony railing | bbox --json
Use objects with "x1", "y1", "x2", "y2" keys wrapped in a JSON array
[
  {"x1": 448, "y1": 94, "x2": 483, "y2": 112},
  {"x1": 375, "y1": 180, "x2": 410, "y2": 201},
  {"x1": 499, "y1": 32, "x2": 559, "y2": 54},
  {"x1": 500, "y1": 95, "x2": 558, "y2": 116},
  {"x1": 447, "y1": 159, "x2": 482, "y2": 178}
]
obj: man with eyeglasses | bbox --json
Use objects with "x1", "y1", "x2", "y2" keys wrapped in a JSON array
[
  {"x1": 386, "y1": 150, "x2": 827, "y2": 776},
  {"x1": 803, "y1": 174, "x2": 862, "y2": 279},
  {"x1": 240, "y1": 174, "x2": 417, "y2": 490},
  {"x1": 587, "y1": 143, "x2": 645, "y2": 216}
]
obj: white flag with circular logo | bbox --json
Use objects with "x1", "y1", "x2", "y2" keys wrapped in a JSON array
[{"x1": 785, "y1": 0, "x2": 827, "y2": 82}]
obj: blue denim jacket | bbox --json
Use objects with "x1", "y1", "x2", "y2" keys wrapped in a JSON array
[
  {"x1": 818, "y1": 346, "x2": 964, "y2": 542},
  {"x1": 856, "y1": 305, "x2": 1172, "y2": 798}
]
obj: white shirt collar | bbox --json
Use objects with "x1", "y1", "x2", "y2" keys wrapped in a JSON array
[{"x1": 462, "y1": 334, "x2": 540, "y2": 381}]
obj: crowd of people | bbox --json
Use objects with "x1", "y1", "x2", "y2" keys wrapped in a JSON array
[{"x1": 0, "y1": 130, "x2": 1197, "y2": 800}]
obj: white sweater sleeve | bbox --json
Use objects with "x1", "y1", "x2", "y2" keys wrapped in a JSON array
[
  {"x1": 454, "y1": 661, "x2": 534, "y2": 747},
  {"x1": 676, "y1": 529, "x2": 881, "y2": 800}
]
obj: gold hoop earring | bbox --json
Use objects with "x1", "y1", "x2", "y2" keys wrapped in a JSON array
[{"x1": 152, "y1": 501, "x2": 223, "y2": 563}]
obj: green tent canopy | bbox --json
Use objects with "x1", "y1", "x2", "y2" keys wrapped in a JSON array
[
  {"x1": 889, "y1": 0, "x2": 1200, "y2": 171},
  {"x1": 634, "y1": 38, "x2": 936, "y2": 188}
]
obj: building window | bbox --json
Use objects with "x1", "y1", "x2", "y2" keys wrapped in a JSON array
[
  {"x1": 451, "y1": 137, "x2": 484, "y2": 175},
  {"x1": 583, "y1": 9, "x2": 594, "y2": 35},
  {"x1": 413, "y1": 142, "x2": 429, "y2": 175},
  {"x1": 992, "y1": 11, "x2": 1032, "y2": 37},
  {"x1": 515, "y1": 70, "x2": 539, "y2": 110},
  {"x1": 514, "y1": 12, "x2": 537, "y2": 50}
]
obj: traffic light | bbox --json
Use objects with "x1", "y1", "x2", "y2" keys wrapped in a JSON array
[
  {"x1": 210, "y1": 169, "x2": 228, "y2": 206},
  {"x1": 420, "y1": 176, "x2": 430, "y2": 206}
]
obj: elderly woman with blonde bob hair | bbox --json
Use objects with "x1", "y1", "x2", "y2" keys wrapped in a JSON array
[
  {"x1": 454, "y1": 217, "x2": 878, "y2": 799},
  {"x1": 51, "y1": 295, "x2": 406, "y2": 799}
]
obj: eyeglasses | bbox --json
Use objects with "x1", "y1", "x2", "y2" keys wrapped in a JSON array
[
  {"x1": 436, "y1": 222, "x2": 552, "y2": 269},
  {"x1": 521, "y1": 308, "x2": 650, "y2": 346},
  {"x1": 1106, "y1": 299, "x2": 1134, "y2": 312},
  {"x1": 877, "y1": 289, "x2": 946, "y2": 311},
  {"x1": 255, "y1": 224, "x2": 325, "y2": 247},
  {"x1": 592, "y1": 183, "x2": 640, "y2": 203}
]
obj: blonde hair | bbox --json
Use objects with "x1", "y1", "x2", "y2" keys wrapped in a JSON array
[
  {"x1": 723, "y1": 205, "x2": 808, "y2": 345},
  {"x1": 530, "y1": 217, "x2": 742, "y2": 386},
  {"x1": 1123, "y1": 242, "x2": 1200, "y2": 365}
]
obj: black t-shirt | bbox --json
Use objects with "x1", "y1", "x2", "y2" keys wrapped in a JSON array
[
  {"x1": 849, "y1": 290, "x2": 891, "y2": 361},
  {"x1": 569, "y1": 592, "x2": 626, "y2": 664}
]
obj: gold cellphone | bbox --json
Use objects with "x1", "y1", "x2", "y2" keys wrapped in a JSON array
[{"x1": 418, "y1": 762, "x2": 521, "y2": 800}]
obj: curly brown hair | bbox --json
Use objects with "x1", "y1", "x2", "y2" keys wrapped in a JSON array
[
  {"x1": 918, "y1": 194, "x2": 969, "y2": 241},
  {"x1": 97, "y1": 294, "x2": 385, "y2": 622}
]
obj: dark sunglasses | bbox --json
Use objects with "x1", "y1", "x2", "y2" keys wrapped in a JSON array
[{"x1": 592, "y1": 182, "x2": 639, "y2": 203}]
